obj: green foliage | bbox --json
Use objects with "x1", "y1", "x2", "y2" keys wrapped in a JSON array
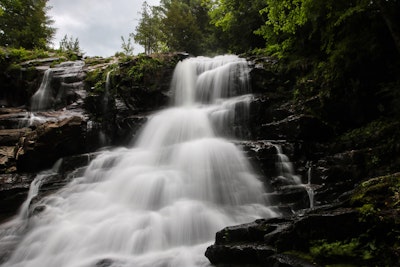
[
  {"x1": 252, "y1": 0, "x2": 400, "y2": 128},
  {"x1": 120, "y1": 36, "x2": 134, "y2": 56},
  {"x1": 347, "y1": 173, "x2": 400, "y2": 266},
  {"x1": 337, "y1": 119, "x2": 398, "y2": 149},
  {"x1": 0, "y1": 47, "x2": 52, "y2": 70},
  {"x1": 310, "y1": 239, "x2": 361, "y2": 261},
  {"x1": 0, "y1": 0, "x2": 55, "y2": 49},
  {"x1": 133, "y1": 1, "x2": 166, "y2": 54},
  {"x1": 351, "y1": 174, "x2": 400, "y2": 209},
  {"x1": 126, "y1": 54, "x2": 162, "y2": 86},
  {"x1": 85, "y1": 68, "x2": 107, "y2": 94},
  {"x1": 84, "y1": 56, "x2": 112, "y2": 67},
  {"x1": 161, "y1": 0, "x2": 203, "y2": 54},
  {"x1": 205, "y1": 0, "x2": 266, "y2": 53},
  {"x1": 58, "y1": 34, "x2": 82, "y2": 60},
  {"x1": 284, "y1": 174, "x2": 400, "y2": 267},
  {"x1": 59, "y1": 35, "x2": 81, "y2": 53}
]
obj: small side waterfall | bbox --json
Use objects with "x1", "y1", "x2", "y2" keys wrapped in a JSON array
[
  {"x1": 0, "y1": 55, "x2": 277, "y2": 267},
  {"x1": 30, "y1": 69, "x2": 53, "y2": 111},
  {"x1": 30, "y1": 61, "x2": 85, "y2": 112},
  {"x1": 274, "y1": 144, "x2": 302, "y2": 184},
  {"x1": 304, "y1": 161, "x2": 315, "y2": 209},
  {"x1": 274, "y1": 145, "x2": 315, "y2": 209}
]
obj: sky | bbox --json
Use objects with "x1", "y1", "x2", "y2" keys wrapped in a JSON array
[{"x1": 48, "y1": 0, "x2": 160, "y2": 57}]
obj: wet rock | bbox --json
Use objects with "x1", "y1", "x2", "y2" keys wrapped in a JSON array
[
  {"x1": 29, "y1": 61, "x2": 86, "y2": 111},
  {"x1": 57, "y1": 152, "x2": 98, "y2": 174},
  {"x1": 0, "y1": 146, "x2": 16, "y2": 173},
  {"x1": 260, "y1": 115, "x2": 333, "y2": 141},
  {"x1": 20, "y1": 57, "x2": 61, "y2": 68},
  {"x1": 15, "y1": 116, "x2": 87, "y2": 172},
  {"x1": 114, "y1": 114, "x2": 148, "y2": 145},
  {"x1": 95, "y1": 259, "x2": 114, "y2": 267},
  {"x1": 271, "y1": 208, "x2": 361, "y2": 252},
  {"x1": 267, "y1": 186, "x2": 310, "y2": 211},
  {"x1": 205, "y1": 243, "x2": 275, "y2": 265},
  {"x1": 237, "y1": 140, "x2": 278, "y2": 180},
  {"x1": 0, "y1": 173, "x2": 34, "y2": 221},
  {"x1": 0, "y1": 111, "x2": 31, "y2": 129},
  {"x1": 206, "y1": 208, "x2": 361, "y2": 267},
  {"x1": 94, "y1": 258, "x2": 123, "y2": 267},
  {"x1": 248, "y1": 95, "x2": 293, "y2": 138},
  {"x1": 266, "y1": 254, "x2": 319, "y2": 267},
  {"x1": 0, "y1": 128, "x2": 32, "y2": 146},
  {"x1": 248, "y1": 56, "x2": 290, "y2": 95}
]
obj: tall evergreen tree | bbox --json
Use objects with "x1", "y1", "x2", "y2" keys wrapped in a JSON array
[{"x1": 0, "y1": 0, "x2": 55, "y2": 49}]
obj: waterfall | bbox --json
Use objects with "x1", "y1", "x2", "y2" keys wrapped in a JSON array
[
  {"x1": 0, "y1": 161, "x2": 62, "y2": 262},
  {"x1": 274, "y1": 144, "x2": 301, "y2": 184},
  {"x1": 30, "y1": 69, "x2": 53, "y2": 111},
  {"x1": 274, "y1": 145, "x2": 315, "y2": 209},
  {"x1": 304, "y1": 161, "x2": 315, "y2": 209},
  {"x1": 30, "y1": 61, "x2": 84, "y2": 112},
  {"x1": 0, "y1": 55, "x2": 277, "y2": 267}
]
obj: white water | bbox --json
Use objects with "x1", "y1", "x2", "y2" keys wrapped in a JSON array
[
  {"x1": 274, "y1": 144, "x2": 302, "y2": 184},
  {"x1": 304, "y1": 162, "x2": 315, "y2": 209},
  {"x1": 30, "y1": 68, "x2": 53, "y2": 111},
  {"x1": 274, "y1": 145, "x2": 315, "y2": 209},
  {"x1": 1, "y1": 55, "x2": 277, "y2": 267},
  {"x1": 30, "y1": 61, "x2": 84, "y2": 112}
]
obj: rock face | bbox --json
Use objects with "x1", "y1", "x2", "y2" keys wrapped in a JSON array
[
  {"x1": 15, "y1": 116, "x2": 87, "y2": 172},
  {"x1": 83, "y1": 53, "x2": 185, "y2": 147},
  {"x1": 204, "y1": 56, "x2": 400, "y2": 266},
  {"x1": 0, "y1": 54, "x2": 399, "y2": 266},
  {"x1": 206, "y1": 174, "x2": 400, "y2": 266},
  {"x1": 0, "y1": 173, "x2": 33, "y2": 222}
]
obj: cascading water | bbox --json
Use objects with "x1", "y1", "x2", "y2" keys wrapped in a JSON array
[
  {"x1": 304, "y1": 161, "x2": 315, "y2": 209},
  {"x1": 0, "y1": 55, "x2": 277, "y2": 267},
  {"x1": 30, "y1": 61, "x2": 85, "y2": 112},
  {"x1": 274, "y1": 144, "x2": 315, "y2": 209},
  {"x1": 30, "y1": 68, "x2": 53, "y2": 111},
  {"x1": 274, "y1": 144, "x2": 301, "y2": 184}
]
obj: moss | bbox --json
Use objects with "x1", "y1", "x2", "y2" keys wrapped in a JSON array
[
  {"x1": 85, "y1": 69, "x2": 106, "y2": 93},
  {"x1": 337, "y1": 119, "x2": 399, "y2": 149},
  {"x1": 347, "y1": 173, "x2": 400, "y2": 266},
  {"x1": 351, "y1": 173, "x2": 400, "y2": 209},
  {"x1": 286, "y1": 174, "x2": 400, "y2": 266},
  {"x1": 126, "y1": 54, "x2": 163, "y2": 87},
  {"x1": 310, "y1": 239, "x2": 361, "y2": 261}
]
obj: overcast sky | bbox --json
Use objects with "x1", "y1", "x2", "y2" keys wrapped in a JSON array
[{"x1": 48, "y1": 0, "x2": 160, "y2": 57}]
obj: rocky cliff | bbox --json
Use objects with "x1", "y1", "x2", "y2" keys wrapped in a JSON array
[
  {"x1": 204, "y1": 56, "x2": 400, "y2": 266},
  {"x1": 0, "y1": 53, "x2": 399, "y2": 266}
]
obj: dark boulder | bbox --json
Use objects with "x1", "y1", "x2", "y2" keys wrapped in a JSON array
[
  {"x1": 15, "y1": 116, "x2": 87, "y2": 172},
  {"x1": 205, "y1": 208, "x2": 361, "y2": 267}
]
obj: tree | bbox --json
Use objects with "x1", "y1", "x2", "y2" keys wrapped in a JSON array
[
  {"x1": 204, "y1": 0, "x2": 266, "y2": 53},
  {"x1": 120, "y1": 35, "x2": 134, "y2": 56},
  {"x1": 133, "y1": 1, "x2": 165, "y2": 54},
  {"x1": 253, "y1": 0, "x2": 400, "y2": 125},
  {"x1": 161, "y1": 0, "x2": 216, "y2": 55},
  {"x1": 254, "y1": 0, "x2": 400, "y2": 59},
  {"x1": 0, "y1": 0, "x2": 55, "y2": 49},
  {"x1": 59, "y1": 34, "x2": 81, "y2": 54}
]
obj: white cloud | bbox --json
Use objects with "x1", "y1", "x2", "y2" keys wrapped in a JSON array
[{"x1": 48, "y1": 0, "x2": 160, "y2": 57}]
